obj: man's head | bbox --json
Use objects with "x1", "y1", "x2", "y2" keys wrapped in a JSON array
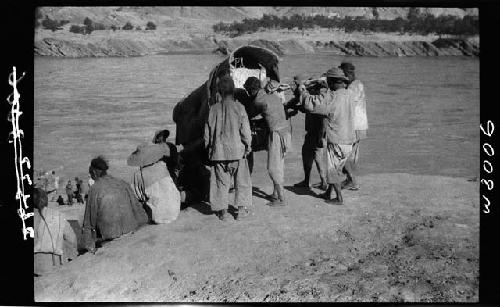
[
  {"x1": 33, "y1": 187, "x2": 48, "y2": 211},
  {"x1": 293, "y1": 74, "x2": 307, "y2": 86},
  {"x1": 325, "y1": 67, "x2": 349, "y2": 91},
  {"x1": 243, "y1": 76, "x2": 261, "y2": 97},
  {"x1": 291, "y1": 74, "x2": 307, "y2": 93},
  {"x1": 217, "y1": 75, "x2": 235, "y2": 99},
  {"x1": 89, "y1": 155, "x2": 109, "y2": 180},
  {"x1": 265, "y1": 80, "x2": 281, "y2": 94},
  {"x1": 153, "y1": 129, "x2": 170, "y2": 144},
  {"x1": 339, "y1": 61, "x2": 356, "y2": 83}
]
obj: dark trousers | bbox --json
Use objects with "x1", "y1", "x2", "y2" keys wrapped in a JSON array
[
  {"x1": 67, "y1": 193, "x2": 73, "y2": 205},
  {"x1": 75, "y1": 192, "x2": 84, "y2": 204},
  {"x1": 301, "y1": 132, "x2": 326, "y2": 181}
]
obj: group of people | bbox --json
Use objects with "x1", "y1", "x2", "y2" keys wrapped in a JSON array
[
  {"x1": 295, "y1": 62, "x2": 368, "y2": 205},
  {"x1": 204, "y1": 60, "x2": 368, "y2": 219},
  {"x1": 82, "y1": 129, "x2": 183, "y2": 253},
  {"x1": 36, "y1": 169, "x2": 94, "y2": 206},
  {"x1": 34, "y1": 129, "x2": 182, "y2": 274},
  {"x1": 203, "y1": 73, "x2": 294, "y2": 221},
  {"x1": 64, "y1": 177, "x2": 91, "y2": 206},
  {"x1": 33, "y1": 59, "x2": 367, "y2": 275}
]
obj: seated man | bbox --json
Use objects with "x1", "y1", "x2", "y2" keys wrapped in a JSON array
[
  {"x1": 56, "y1": 195, "x2": 65, "y2": 206},
  {"x1": 82, "y1": 156, "x2": 148, "y2": 252},
  {"x1": 34, "y1": 188, "x2": 77, "y2": 276}
]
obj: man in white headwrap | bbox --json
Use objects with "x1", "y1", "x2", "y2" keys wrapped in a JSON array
[
  {"x1": 300, "y1": 68, "x2": 356, "y2": 205},
  {"x1": 339, "y1": 61, "x2": 368, "y2": 191}
]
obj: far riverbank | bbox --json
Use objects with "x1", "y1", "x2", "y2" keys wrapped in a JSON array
[{"x1": 35, "y1": 28, "x2": 479, "y2": 57}]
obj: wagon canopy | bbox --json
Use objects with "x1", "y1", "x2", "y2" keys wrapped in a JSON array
[{"x1": 173, "y1": 45, "x2": 280, "y2": 146}]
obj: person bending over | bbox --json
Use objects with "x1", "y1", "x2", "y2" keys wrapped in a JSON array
[{"x1": 244, "y1": 77, "x2": 291, "y2": 207}]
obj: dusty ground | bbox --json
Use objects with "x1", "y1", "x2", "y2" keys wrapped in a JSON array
[{"x1": 34, "y1": 171, "x2": 478, "y2": 302}]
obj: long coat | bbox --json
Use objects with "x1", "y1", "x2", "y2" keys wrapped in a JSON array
[{"x1": 82, "y1": 175, "x2": 148, "y2": 249}]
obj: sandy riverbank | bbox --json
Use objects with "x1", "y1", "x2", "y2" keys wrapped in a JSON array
[{"x1": 34, "y1": 171, "x2": 478, "y2": 302}]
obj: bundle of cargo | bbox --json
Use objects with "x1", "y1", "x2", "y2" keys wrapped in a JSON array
[{"x1": 230, "y1": 60, "x2": 267, "y2": 90}]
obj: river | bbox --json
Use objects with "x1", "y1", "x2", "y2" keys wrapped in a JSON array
[{"x1": 34, "y1": 54, "x2": 479, "y2": 183}]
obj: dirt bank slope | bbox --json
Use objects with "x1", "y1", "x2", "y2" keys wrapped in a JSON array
[
  {"x1": 34, "y1": 173, "x2": 478, "y2": 302},
  {"x1": 35, "y1": 36, "x2": 479, "y2": 58}
]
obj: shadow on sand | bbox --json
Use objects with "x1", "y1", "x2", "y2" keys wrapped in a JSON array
[
  {"x1": 284, "y1": 185, "x2": 324, "y2": 199},
  {"x1": 183, "y1": 200, "x2": 241, "y2": 220},
  {"x1": 252, "y1": 186, "x2": 273, "y2": 201},
  {"x1": 183, "y1": 201, "x2": 213, "y2": 215}
]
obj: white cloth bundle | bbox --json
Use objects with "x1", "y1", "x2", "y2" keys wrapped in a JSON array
[{"x1": 230, "y1": 65, "x2": 267, "y2": 89}]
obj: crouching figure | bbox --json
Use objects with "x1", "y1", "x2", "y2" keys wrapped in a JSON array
[{"x1": 128, "y1": 143, "x2": 181, "y2": 224}]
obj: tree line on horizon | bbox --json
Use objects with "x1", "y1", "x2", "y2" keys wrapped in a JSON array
[
  {"x1": 212, "y1": 10, "x2": 479, "y2": 37},
  {"x1": 35, "y1": 11, "x2": 157, "y2": 34}
]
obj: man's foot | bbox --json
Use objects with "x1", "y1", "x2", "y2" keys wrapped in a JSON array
[
  {"x1": 325, "y1": 198, "x2": 344, "y2": 205},
  {"x1": 236, "y1": 206, "x2": 250, "y2": 220},
  {"x1": 319, "y1": 191, "x2": 329, "y2": 199},
  {"x1": 266, "y1": 199, "x2": 287, "y2": 207},
  {"x1": 268, "y1": 192, "x2": 278, "y2": 202},
  {"x1": 341, "y1": 180, "x2": 359, "y2": 190},
  {"x1": 341, "y1": 179, "x2": 350, "y2": 189},
  {"x1": 217, "y1": 209, "x2": 228, "y2": 221},
  {"x1": 293, "y1": 180, "x2": 311, "y2": 188},
  {"x1": 312, "y1": 181, "x2": 328, "y2": 191}
]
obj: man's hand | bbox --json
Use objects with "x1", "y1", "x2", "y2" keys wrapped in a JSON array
[
  {"x1": 287, "y1": 109, "x2": 299, "y2": 118},
  {"x1": 244, "y1": 147, "x2": 252, "y2": 158},
  {"x1": 176, "y1": 144, "x2": 185, "y2": 153}
]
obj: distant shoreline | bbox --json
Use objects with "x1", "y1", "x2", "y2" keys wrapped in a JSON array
[{"x1": 34, "y1": 36, "x2": 479, "y2": 58}]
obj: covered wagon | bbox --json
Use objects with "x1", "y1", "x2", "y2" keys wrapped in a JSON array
[{"x1": 172, "y1": 45, "x2": 281, "y2": 202}]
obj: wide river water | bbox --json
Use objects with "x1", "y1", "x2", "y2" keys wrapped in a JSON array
[{"x1": 34, "y1": 54, "x2": 479, "y2": 183}]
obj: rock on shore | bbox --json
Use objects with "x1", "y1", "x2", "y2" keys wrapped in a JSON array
[{"x1": 35, "y1": 37, "x2": 479, "y2": 58}]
